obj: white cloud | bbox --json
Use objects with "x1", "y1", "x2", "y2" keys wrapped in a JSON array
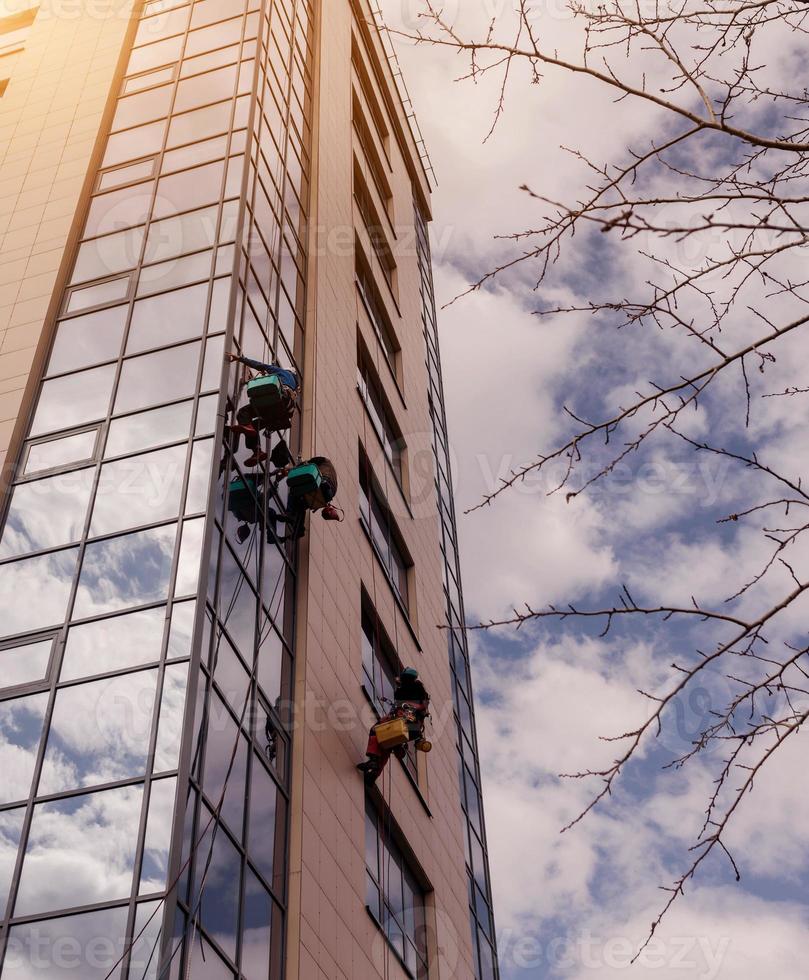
[{"x1": 383, "y1": 3, "x2": 809, "y2": 976}]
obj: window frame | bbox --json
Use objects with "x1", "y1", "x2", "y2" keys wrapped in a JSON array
[
  {"x1": 365, "y1": 791, "x2": 430, "y2": 979},
  {"x1": 356, "y1": 336, "x2": 406, "y2": 496},
  {"x1": 358, "y1": 449, "x2": 411, "y2": 611}
]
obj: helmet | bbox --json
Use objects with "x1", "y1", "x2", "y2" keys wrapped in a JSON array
[{"x1": 400, "y1": 667, "x2": 419, "y2": 681}]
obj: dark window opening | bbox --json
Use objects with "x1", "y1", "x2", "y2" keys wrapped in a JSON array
[
  {"x1": 365, "y1": 792, "x2": 429, "y2": 979},
  {"x1": 358, "y1": 449, "x2": 410, "y2": 609}
]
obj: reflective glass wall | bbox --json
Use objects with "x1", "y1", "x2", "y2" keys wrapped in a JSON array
[
  {"x1": 0, "y1": 0, "x2": 314, "y2": 977},
  {"x1": 415, "y1": 204, "x2": 500, "y2": 980}
]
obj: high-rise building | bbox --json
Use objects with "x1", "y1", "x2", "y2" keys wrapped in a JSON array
[{"x1": 0, "y1": 2, "x2": 499, "y2": 978}]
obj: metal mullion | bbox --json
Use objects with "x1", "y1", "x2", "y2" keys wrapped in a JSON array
[
  {"x1": 57, "y1": 597, "x2": 169, "y2": 631},
  {"x1": 51, "y1": 658, "x2": 165, "y2": 694},
  {"x1": 27, "y1": 774, "x2": 151, "y2": 811},
  {"x1": 7, "y1": 897, "x2": 132, "y2": 929}
]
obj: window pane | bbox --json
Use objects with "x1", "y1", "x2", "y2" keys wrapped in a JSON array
[
  {"x1": 144, "y1": 206, "x2": 220, "y2": 266},
  {"x1": 0, "y1": 693, "x2": 47, "y2": 805},
  {"x1": 0, "y1": 639, "x2": 52, "y2": 691},
  {"x1": 189, "y1": 0, "x2": 243, "y2": 40},
  {"x1": 195, "y1": 393, "x2": 219, "y2": 436},
  {"x1": 190, "y1": 807, "x2": 241, "y2": 961},
  {"x1": 134, "y1": 5, "x2": 189, "y2": 46},
  {"x1": 14, "y1": 784, "x2": 144, "y2": 916},
  {"x1": 242, "y1": 869, "x2": 272, "y2": 980},
  {"x1": 139, "y1": 776, "x2": 177, "y2": 893},
  {"x1": 24, "y1": 430, "x2": 97, "y2": 477},
  {"x1": 186, "y1": 439, "x2": 213, "y2": 513},
  {"x1": 103, "y1": 120, "x2": 165, "y2": 169},
  {"x1": 111, "y1": 83, "x2": 173, "y2": 132},
  {"x1": 98, "y1": 158, "x2": 157, "y2": 193},
  {"x1": 129, "y1": 900, "x2": 163, "y2": 980},
  {"x1": 128, "y1": 283, "x2": 210, "y2": 355},
  {"x1": 162, "y1": 134, "x2": 227, "y2": 174},
  {"x1": 202, "y1": 694, "x2": 247, "y2": 839},
  {"x1": 126, "y1": 32, "x2": 183, "y2": 76},
  {"x1": 0, "y1": 468, "x2": 95, "y2": 560},
  {"x1": 180, "y1": 42, "x2": 240, "y2": 80},
  {"x1": 0, "y1": 808, "x2": 24, "y2": 914},
  {"x1": 66, "y1": 277, "x2": 131, "y2": 315},
  {"x1": 123, "y1": 64, "x2": 175, "y2": 95},
  {"x1": 72, "y1": 226, "x2": 145, "y2": 285},
  {"x1": 38, "y1": 668, "x2": 160, "y2": 795},
  {"x1": 90, "y1": 443, "x2": 187, "y2": 538},
  {"x1": 5, "y1": 906, "x2": 128, "y2": 980},
  {"x1": 185, "y1": 934, "x2": 234, "y2": 980},
  {"x1": 61, "y1": 607, "x2": 166, "y2": 681},
  {"x1": 167, "y1": 600, "x2": 195, "y2": 658},
  {"x1": 85, "y1": 184, "x2": 154, "y2": 238},
  {"x1": 153, "y1": 662, "x2": 189, "y2": 772},
  {"x1": 202, "y1": 334, "x2": 225, "y2": 390},
  {"x1": 115, "y1": 341, "x2": 202, "y2": 414},
  {"x1": 31, "y1": 365, "x2": 115, "y2": 438},
  {"x1": 153, "y1": 161, "x2": 225, "y2": 219},
  {"x1": 74, "y1": 524, "x2": 177, "y2": 619},
  {"x1": 137, "y1": 249, "x2": 214, "y2": 298},
  {"x1": 166, "y1": 101, "x2": 232, "y2": 149},
  {"x1": 105, "y1": 401, "x2": 194, "y2": 457},
  {"x1": 0, "y1": 550, "x2": 78, "y2": 641},
  {"x1": 213, "y1": 636, "x2": 250, "y2": 715},
  {"x1": 174, "y1": 64, "x2": 238, "y2": 114},
  {"x1": 175, "y1": 517, "x2": 205, "y2": 596},
  {"x1": 47, "y1": 306, "x2": 127, "y2": 375},
  {"x1": 248, "y1": 757, "x2": 278, "y2": 888}
]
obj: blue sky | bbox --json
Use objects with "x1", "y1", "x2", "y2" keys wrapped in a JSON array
[{"x1": 383, "y1": 2, "x2": 809, "y2": 977}]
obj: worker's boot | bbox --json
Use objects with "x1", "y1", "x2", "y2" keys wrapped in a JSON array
[
  {"x1": 356, "y1": 759, "x2": 380, "y2": 782},
  {"x1": 244, "y1": 449, "x2": 267, "y2": 468}
]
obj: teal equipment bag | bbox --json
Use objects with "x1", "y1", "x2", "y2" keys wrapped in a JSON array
[
  {"x1": 246, "y1": 374, "x2": 292, "y2": 431},
  {"x1": 228, "y1": 476, "x2": 261, "y2": 523},
  {"x1": 247, "y1": 374, "x2": 283, "y2": 410},
  {"x1": 286, "y1": 463, "x2": 322, "y2": 500}
]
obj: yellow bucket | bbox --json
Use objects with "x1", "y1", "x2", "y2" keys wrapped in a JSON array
[{"x1": 375, "y1": 717, "x2": 409, "y2": 750}]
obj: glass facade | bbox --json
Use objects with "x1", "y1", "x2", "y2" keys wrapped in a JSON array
[
  {"x1": 0, "y1": 1, "x2": 313, "y2": 978},
  {"x1": 415, "y1": 204, "x2": 500, "y2": 979}
]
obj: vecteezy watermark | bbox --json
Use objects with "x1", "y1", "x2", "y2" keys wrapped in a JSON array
[
  {"x1": 471, "y1": 452, "x2": 735, "y2": 508},
  {"x1": 497, "y1": 929, "x2": 731, "y2": 978}
]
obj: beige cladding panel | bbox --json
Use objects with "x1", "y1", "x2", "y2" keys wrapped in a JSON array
[
  {"x1": 290, "y1": 1, "x2": 475, "y2": 978},
  {"x1": 0, "y1": 2, "x2": 136, "y2": 474}
]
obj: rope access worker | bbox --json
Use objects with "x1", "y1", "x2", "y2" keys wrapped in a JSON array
[
  {"x1": 270, "y1": 455, "x2": 343, "y2": 541},
  {"x1": 230, "y1": 452, "x2": 343, "y2": 545},
  {"x1": 225, "y1": 351, "x2": 299, "y2": 467},
  {"x1": 357, "y1": 667, "x2": 431, "y2": 783}
]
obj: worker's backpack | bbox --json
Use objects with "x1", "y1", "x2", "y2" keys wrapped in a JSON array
[
  {"x1": 228, "y1": 476, "x2": 262, "y2": 524},
  {"x1": 286, "y1": 462, "x2": 329, "y2": 511},
  {"x1": 247, "y1": 374, "x2": 293, "y2": 431}
]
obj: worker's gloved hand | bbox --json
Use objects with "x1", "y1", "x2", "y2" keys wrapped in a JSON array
[{"x1": 322, "y1": 504, "x2": 343, "y2": 522}]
